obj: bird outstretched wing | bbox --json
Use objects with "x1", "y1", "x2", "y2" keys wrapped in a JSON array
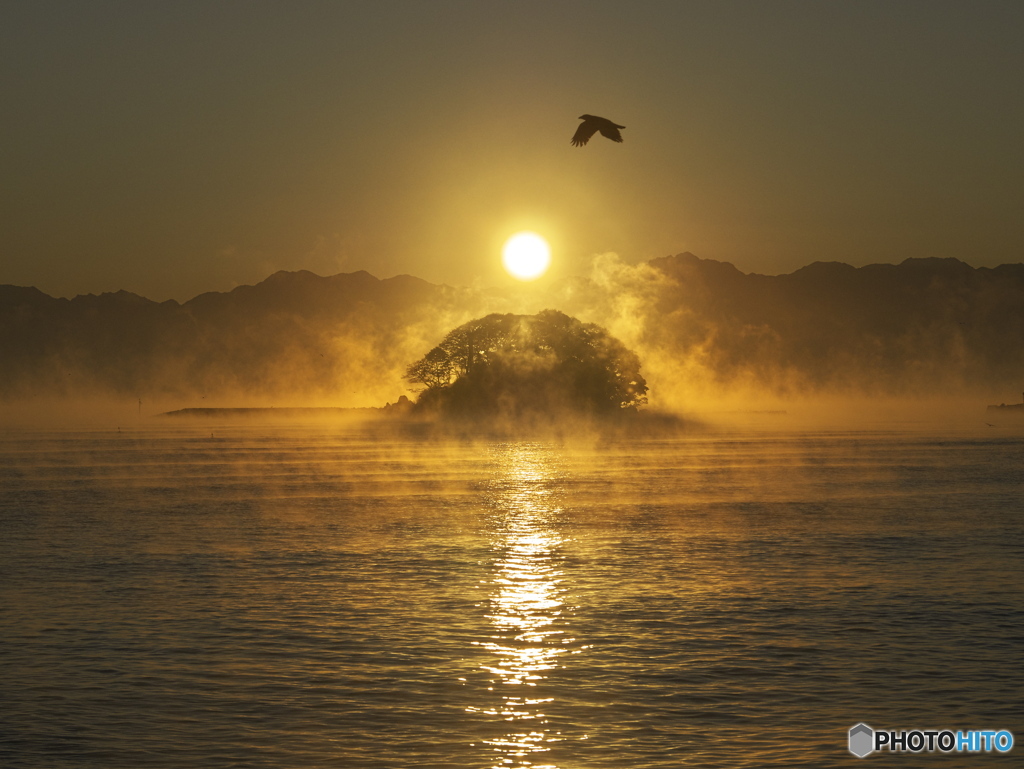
[
  {"x1": 597, "y1": 120, "x2": 624, "y2": 142},
  {"x1": 571, "y1": 120, "x2": 600, "y2": 147}
]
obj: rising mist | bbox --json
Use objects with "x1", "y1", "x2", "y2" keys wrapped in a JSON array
[{"x1": 3, "y1": 254, "x2": 1023, "y2": 426}]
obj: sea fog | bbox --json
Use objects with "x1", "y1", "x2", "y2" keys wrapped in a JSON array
[{"x1": 2, "y1": 413, "x2": 1021, "y2": 767}]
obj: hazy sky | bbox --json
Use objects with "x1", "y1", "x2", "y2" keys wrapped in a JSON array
[{"x1": 2, "y1": 1, "x2": 1022, "y2": 301}]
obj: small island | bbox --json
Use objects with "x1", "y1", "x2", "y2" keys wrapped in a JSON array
[{"x1": 404, "y1": 310, "x2": 647, "y2": 420}]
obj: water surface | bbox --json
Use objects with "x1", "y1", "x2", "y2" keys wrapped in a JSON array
[{"x1": 1, "y1": 422, "x2": 1021, "y2": 767}]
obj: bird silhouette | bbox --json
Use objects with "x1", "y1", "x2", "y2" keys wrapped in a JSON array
[{"x1": 571, "y1": 114, "x2": 625, "y2": 146}]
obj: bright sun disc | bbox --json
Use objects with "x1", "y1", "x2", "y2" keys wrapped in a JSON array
[{"x1": 502, "y1": 232, "x2": 551, "y2": 281}]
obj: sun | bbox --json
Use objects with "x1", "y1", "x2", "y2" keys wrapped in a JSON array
[{"x1": 502, "y1": 232, "x2": 551, "y2": 281}]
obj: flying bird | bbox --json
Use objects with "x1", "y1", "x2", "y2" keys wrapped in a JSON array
[{"x1": 571, "y1": 114, "x2": 625, "y2": 146}]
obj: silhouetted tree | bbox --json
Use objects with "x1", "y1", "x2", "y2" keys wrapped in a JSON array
[{"x1": 405, "y1": 310, "x2": 647, "y2": 417}]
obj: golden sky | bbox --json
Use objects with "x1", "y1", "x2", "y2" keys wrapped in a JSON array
[{"x1": 2, "y1": 1, "x2": 1023, "y2": 301}]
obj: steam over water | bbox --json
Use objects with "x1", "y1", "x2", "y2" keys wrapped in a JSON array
[{"x1": 1, "y1": 422, "x2": 1022, "y2": 767}]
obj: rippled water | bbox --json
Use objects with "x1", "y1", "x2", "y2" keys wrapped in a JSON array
[{"x1": 1, "y1": 421, "x2": 1022, "y2": 767}]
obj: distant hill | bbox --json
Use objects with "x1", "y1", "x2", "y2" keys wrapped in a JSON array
[
  {"x1": 0, "y1": 271, "x2": 466, "y2": 405},
  {"x1": 3, "y1": 255, "x2": 1024, "y2": 405},
  {"x1": 643, "y1": 254, "x2": 1024, "y2": 395}
]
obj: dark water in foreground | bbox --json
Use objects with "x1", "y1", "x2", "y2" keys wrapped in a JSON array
[{"x1": 1, "y1": 422, "x2": 1022, "y2": 767}]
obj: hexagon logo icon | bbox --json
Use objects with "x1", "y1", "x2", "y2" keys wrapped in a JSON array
[{"x1": 849, "y1": 723, "x2": 874, "y2": 758}]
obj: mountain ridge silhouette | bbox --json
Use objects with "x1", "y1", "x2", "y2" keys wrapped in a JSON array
[{"x1": 3, "y1": 254, "x2": 1023, "y2": 402}]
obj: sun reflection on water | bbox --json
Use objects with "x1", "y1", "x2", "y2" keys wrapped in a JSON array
[{"x1": 465, "y1": 444, "x2": 586, "y2": 769}]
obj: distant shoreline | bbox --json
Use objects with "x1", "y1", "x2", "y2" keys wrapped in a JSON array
[
  {"x1": 986, "y1": 402, "x2": 1024, "y2": 413},
  {"x1": 161, "y1": 407, "x2": 382, "y2": 418},
  {"x1": 157, "y1": 406, "x2": 695, "y2": 438}
]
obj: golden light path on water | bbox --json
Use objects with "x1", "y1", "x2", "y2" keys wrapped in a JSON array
[{"x1": 466, "y1": 444, "x2": 587, "y2": 769}]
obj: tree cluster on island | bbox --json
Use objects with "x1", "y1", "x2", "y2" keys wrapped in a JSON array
[{"x1": 403, "y1": 310, "x2": 648, "y2": 419}]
